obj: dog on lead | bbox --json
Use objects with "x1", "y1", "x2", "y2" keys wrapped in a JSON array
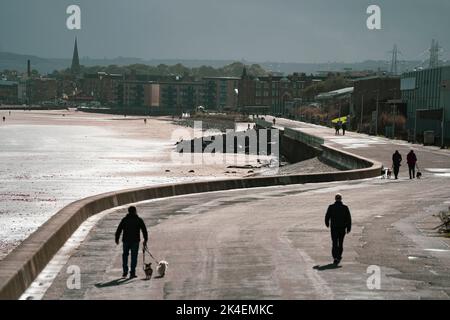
[
  {"x1": 381, "y1": 167, "x2": 392, "y2": 179},
  {"x1": 156, "y1": 260, "x2": 169, "y2": 278},
  {"x1": 143, "y1": 262, "x2": 153, "y2": 280}
]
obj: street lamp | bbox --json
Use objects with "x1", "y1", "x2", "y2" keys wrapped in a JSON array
[
  {"x1": 360, "y1": 94, "x2": 364, "y2": 133},
  {"x1": 375, "y1": 90, "x2": 379, "y2": 136}
]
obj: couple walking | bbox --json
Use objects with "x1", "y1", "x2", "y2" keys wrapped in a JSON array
[{"x1": 392, "y1": 150, "x2": 418, "y2": 179}]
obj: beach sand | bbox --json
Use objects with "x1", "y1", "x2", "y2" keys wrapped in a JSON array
[{"x1": 0, "y1": 110, "x2": 265, "y2": 259}]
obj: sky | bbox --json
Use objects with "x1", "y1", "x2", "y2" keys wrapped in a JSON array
[{"x1": 0, "y1": 0, "x2": 449, "y2": 63}]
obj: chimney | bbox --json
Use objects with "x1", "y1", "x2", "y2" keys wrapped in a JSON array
[{"x1": 27, "y1": 59, "x2": 31, "y2": 78}]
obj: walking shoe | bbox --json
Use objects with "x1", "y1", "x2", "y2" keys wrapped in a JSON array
[
  {"x1": 122, "y1": 272, "x2": 128, "y2": 278},
  {"x1": 333, "y1": 259, "x2": 339, "y2": 265},
  {"x1": 129, "y1": 273, "x2": 137, "y2": 279}
]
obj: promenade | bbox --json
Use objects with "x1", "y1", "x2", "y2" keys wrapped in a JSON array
[{"x1": 25, "y1": 118, "x2": 450, "y2": 300}]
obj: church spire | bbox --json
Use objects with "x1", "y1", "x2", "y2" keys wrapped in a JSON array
[
  {"x1": 71, "y1": 37, "x2": 80, "y2": 75},
  {"x1": 241, "y1": 66, "x2": 248, "y2": 78}
]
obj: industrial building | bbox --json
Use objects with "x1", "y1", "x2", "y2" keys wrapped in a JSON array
[{"x1": 401, "y1": 66, "x2": 450, "y2": 145}]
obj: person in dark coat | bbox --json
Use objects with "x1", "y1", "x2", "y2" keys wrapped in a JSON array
[
  {"x1": 335, "y1": 122, "x2": 341, "y2": 135},
  {"x1": 115, "y1": 206, "x2": 148, "y2": 278},
  {"x1": 406, "y1": 150, "x2": 417, "y2": 179},
  {"x1": 325, "y1": 193, "x2": 352, "y2": 265},
  {"x1": 392, "y1": 150, "x2": 402, "y2": 179},
  {"x1": 341, "y1": 122, "x2": 347, "y2": 135}
]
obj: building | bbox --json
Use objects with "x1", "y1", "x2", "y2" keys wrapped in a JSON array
[
  {"x1": 316, "y1": 87, "x2": 354, "y2": 101},
  {"x1": 202, "y1": 77, "x2": 239, "y2": 111},
  {"x1": 71, "y1": 38, "x2": 81, "y2": 76},
  {"x1": 352, "y1": 76, "x2": 402, "y2": 133},
  {"x1": 238, "y1": 68, "x2": 319, "y2": 115},
  {"x1": 0, "y1": 80, "x2": 18, "y2": 104},
  {"x1": 401, "y1": 66, "x2": 450, "y2": 145},
  {"x1": 18, "y1": 78, "x2": 57, "y2": 104},
  {"x1": 116, "y1": 80, "x2": 147, "y2": 109},
  {"x1": 152, "y1": 81, "x2": 205, "y2": 114},
  {"x1": 81, "y1": 72, "x2": 122, "y2": 105}
]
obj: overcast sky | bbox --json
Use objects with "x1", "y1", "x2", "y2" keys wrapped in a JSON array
[{"x1": 1, "y1": 0, "x2": 449, "y2": 63}]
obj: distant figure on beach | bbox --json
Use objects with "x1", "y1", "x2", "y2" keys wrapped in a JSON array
[
  {"x1": 325, "y1": 193, "x2": 352, "y2": 265},
  {"x1": 273, "y1": 118, "x2": 276, "y2": 125},
  {"x1": 392, "y1": 150, "x2": 402, "y2": 179},
  {"x1": 2, "y1": 116, "x2": 5, "y2": 122},
  {"x1": 342, "y1": 122, "x2": 347, "y2": 135},
  {"x1": 407, "y1": 150, "x2": 418, "y2": 179},
  {"x1": 144, "y1": 118, "x2": 147, "y2": 124},
  {"x1": 115, "y1": 206, "x2": 148, "y2": 279}
]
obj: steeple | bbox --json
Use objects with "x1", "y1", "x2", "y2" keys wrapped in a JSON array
[
  {"x1": 71, "y1": 37, "x2": 80, "y2": 75},
  {"x1": 241, "y1": 66, "x2": 247, "y2": 79}
]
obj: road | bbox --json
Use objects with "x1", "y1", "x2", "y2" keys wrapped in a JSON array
[{"x1": 23, "y1": 118, "x2": 450, "y2": 300}]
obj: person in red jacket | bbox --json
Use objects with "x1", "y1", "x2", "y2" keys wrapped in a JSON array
[{"x1": 406, "y1": 150, "x2": 418, "y2": 179}]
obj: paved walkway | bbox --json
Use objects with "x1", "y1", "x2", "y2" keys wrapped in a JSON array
[{"x1": 25, "y1": 118, "x2": 450, "y2": 300}]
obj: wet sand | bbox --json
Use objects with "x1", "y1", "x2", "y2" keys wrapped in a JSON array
[{"x1": 0, "y1": 110, "x2": 265, "y2": 259}]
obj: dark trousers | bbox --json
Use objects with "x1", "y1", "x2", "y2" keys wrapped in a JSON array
[
  {"x1": 408, "y1": 164, "x2": 415, "y2": 179},
  {"x1": 331, "y1": 228, "x2": 346, "y2": 261},
  {"x1": 122, "y1": 242, "x2": 139, "y2": 275},
  {"x1": 393, "y1": 165, "x2": 400, "y2": 179}
]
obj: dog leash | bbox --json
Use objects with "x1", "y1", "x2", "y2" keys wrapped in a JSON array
[{"x1": 143, "y1": 245, "x2": 159, "y2": 263}]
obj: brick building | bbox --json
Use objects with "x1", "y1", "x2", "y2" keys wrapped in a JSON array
[
  {"x1": 202, "y1": 77, "x2": 239, "y2": 111},
  {"x1": 0, "y1": 80, "x2": 18, "y2": 104},
  {"x1": 238, "y1": 68, "x2": 319, "y2": 115},
  {"x1": 81, "y1": 72, "x2": 122, "y2": 105}
]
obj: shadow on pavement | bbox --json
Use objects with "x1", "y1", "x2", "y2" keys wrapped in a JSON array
[
  {"x1": 313, "y1": 264, "x2": 342, "y2": 271},
  {"x1": 95, "y1": 278, "x2": 132, "y2": 288}
]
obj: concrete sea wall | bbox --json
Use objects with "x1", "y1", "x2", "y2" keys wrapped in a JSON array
[{"x1": 0, "y1": 121, "x2": 382, "y2": 299}]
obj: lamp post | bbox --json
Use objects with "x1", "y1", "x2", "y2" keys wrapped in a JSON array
[
  {"x1": 441, "y1": 82, "x2": 447, "y2": 149},
  {"x1": 360, "y1": 94, "x2": 364, "y2": 132},
  {"x1": 392, "y1": 103, "x2": 397, "y2": 139},
  {"x1": 441, "y1": 107, "x2": 445, "y2": 148},
  {"x1": 375, "y1": 90, "x2": 379, "y2": 136}
]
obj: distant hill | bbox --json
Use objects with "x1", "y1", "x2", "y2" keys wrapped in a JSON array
[{"x1": 0, "y1": 51, "x2": 442, "y2": 75}]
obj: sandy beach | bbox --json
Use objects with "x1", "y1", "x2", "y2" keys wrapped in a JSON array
[{"x1": 0, "y1": 110, "x2": 265, "y2": 260}]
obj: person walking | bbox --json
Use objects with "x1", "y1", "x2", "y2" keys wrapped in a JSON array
[
  {"x1": 392, "y1": 150, "x2": 402, "y2": 180},
  {"x1": 335, "y1": 121, "x2": 341, "y2": 135},
  {"x1": 407, "y1": 150, "x2": 418, "y2": 179},
  {"x1": 342, "y1": 122, "x2": 347, "y2": 136},
  {"x1": 115, "y1": 206, "x2": 148, "y2": 279},
  {"x1": 325, "y1": 193, "x2": 352, "y2": 265}
]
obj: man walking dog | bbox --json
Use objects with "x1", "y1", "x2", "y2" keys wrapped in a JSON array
[
  {"x1": 115, "y1": 206, "x2": 148, "y2": 279},
  {"x1": 325, "y1": 194, "x2": 352, "y2": 265},
  {"x1": 407, "y1": 150, "x2": 418, "y2": 179}
]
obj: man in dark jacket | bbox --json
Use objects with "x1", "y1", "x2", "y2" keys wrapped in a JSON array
[
  {"x1": 392, "y1": 150, "x2": 402, "y2": 179},
  {"x1": 115, "y1": 206, "x2": 148, "y2": 278},
  {"x1": 406, "y1": 150, "x2": 418, "y2": 179},
  {"x1": 325, "y1": 194, "x2": 352, "y2": 265}
]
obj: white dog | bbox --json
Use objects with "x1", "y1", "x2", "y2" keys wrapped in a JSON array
[{"x1": 156, "y1": 260, "x2": 169, "y2": 277}]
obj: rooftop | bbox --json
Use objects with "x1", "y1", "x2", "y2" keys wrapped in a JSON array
[{"x1": 316, "y1": 87, "x2": 354, "y2": 100}]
